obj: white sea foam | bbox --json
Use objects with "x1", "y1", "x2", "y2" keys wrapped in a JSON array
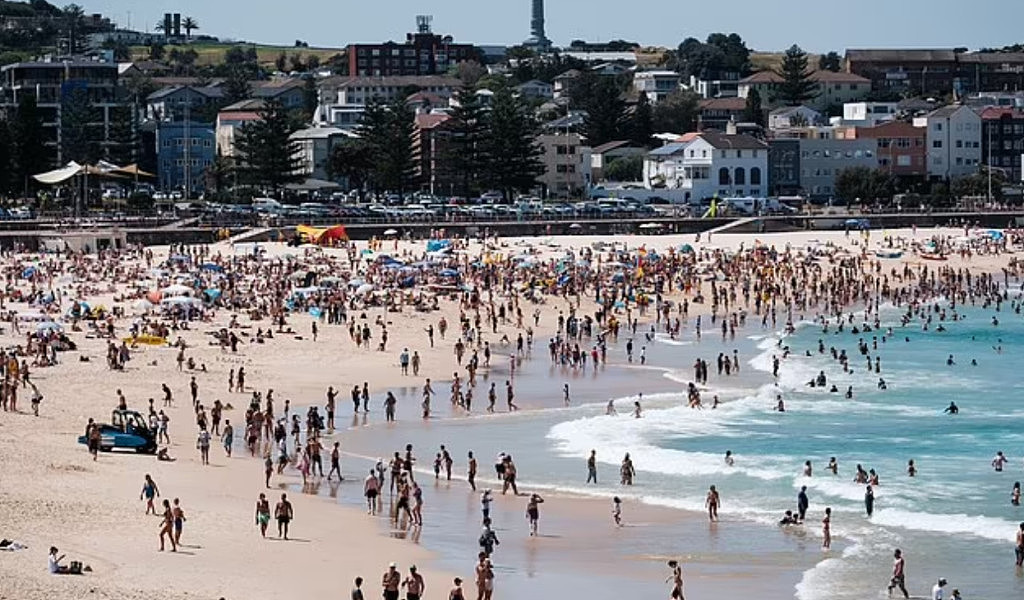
[{"x1": 868, "y1": 508, "x2": 1017, "y2": 542}]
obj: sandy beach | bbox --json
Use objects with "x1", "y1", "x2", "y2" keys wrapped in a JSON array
[{"x1": 0, "y1": 224, "x2": 1019, "y2": 600}]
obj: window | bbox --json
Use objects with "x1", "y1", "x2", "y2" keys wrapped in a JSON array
[
  {"x1": 955, "y1": 157, "x2": 963, "y2": 166},
  {"x1": 750, "y1": 167, "x2": 761, "y2": 185},
  {"x1": 932, "y1": 140, "x2": 943, "y2": 148},
  {"x1": 721, "y1": 150, "x2": 727, "y2": 158},
  {"x1": 955, "y1": 140, "x2": 962, "y2": 148},
  {"x1": 736, "y1": 150, "x2": 742, "y2": 158},
  {"x1": 734, "y1": 167, "x2": 745, "y2": 185},
  {"x1": 162, "y1": 139, "x2": 172, "y2": 148},
  {"x1": 689, "y1": 150, "x2": 695, "y2": 157},
  {"x1": 934, "y1": 123, "x2": 943, "y2": 131},
  {"x1": 718, "y1": 167, "x2": 731, "y2": 185}
]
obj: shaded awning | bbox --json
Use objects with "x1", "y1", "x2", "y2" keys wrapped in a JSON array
[
  {"x1": 33, "y1": 162, "x2": 83, "y2": 184},
  {"x1": 111, "y1": 164, "x2": 156, "y2": 178}
]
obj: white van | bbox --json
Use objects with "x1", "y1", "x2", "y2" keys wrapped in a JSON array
[{"x1": 252, "y1": 197, "x2": 283, "y2": 212}]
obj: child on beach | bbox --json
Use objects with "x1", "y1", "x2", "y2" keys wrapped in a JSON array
[{"x1": 612, "y1": 497, "x2": 622, "y2": 526}]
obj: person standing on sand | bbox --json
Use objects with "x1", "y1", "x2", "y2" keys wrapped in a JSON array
[
  {"x1": 822, "y1": 507, "x2": 832, "y2": 551},
  {"x1": 364, "y1": 469, "x2": 380, "y2": 514},
  {"x1": 382, "y1": 563, "x2": 401, "y2": 600},
  {"x1": 505, "y1": 380, "x2": 518, "y2": 411},
  {"x1": 586, "y1": 449, "x2": 598, "y2": 484},
  {"x1": 402, "y1": 565, "x2": 425, "y2": 600},
  {"x1": 620, "y1": 453, "x2": 635, "y2": 485},
  {"x1": 385, "y1": 391, "x2": 397, "y2": 422},
  {"x1": 467, "y1": 451, "x2": 477, "y2": 491},
  {"x1": 449, "y1": 577, "x2": 465, "y2": 600},
  {"x1": 665, "y1": 560, "x2": 684, "y2": 599},
  {"x1": 612, "y1": 496, "x2": 623, "y2": 526},
  {"x1": 526, "y1": 493, "x2": 544, "y2": 536},
  {"x1": 475, "y1": 554, "x2": 494, "y2": 600},
  {"x1": 221, "y1": 419, "x2": 233, "y2": 457},
  {"x1": 158, "y1": 499, "x2": 176, "y2": 552},
  {"x1": 141, "y1": 474, "x2": 160, "y2": 514},
  {"x1": 255, "y1": 493, "x2": 271, "y2": 537},
  {"x1": 705, "y1": 485, "x2": 720, "y2": 522},
  {"x1": 887, "y1": 549, "x2": 909, "y2": 599},
  {"x1": 275, "y1": 493, "x2": 293, "y2": 540}
]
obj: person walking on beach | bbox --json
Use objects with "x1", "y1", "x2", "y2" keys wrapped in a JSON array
[
  {"x1": 352, "y1": 577, "x2": 365, "y2": 600},
  {"x1": 402, "y1": 565, "x2": 425, "y2": 600},
  {"x1": 612, "y1": 496, "x2": 623, "y2": 526},
  {"x1": 158, "y1": 499, "x2": 176, "y2": 552},
  {"x1": 665, "y1": 560, "x2": 684, "y2": 599},
  {"x1": 385, "y1": 391, "x2": 397, "y2": 422},
  {"x1": 931, "y1": 578, "x2": 947, "y2": 600},
  {"x1": 382, "y1": 562, "x2": 401, "y2": 600},
  {"x1": 705, "y1": 485, "x2": 720, "y2": 522},
  {"x1": 328, "y1": 441, "x2": 343, "y2": 481},
  {"x1": 197, "y1": 426, "x2": 211, "y2": 465},
  {"x1": 865, "y1": 484, "x2": 875, "y2": 517},
  {"x1": 171, "y1": 498, "x2": 186, "y2": 546},
  {"x1": 526, "y1": 493, "x2": 544, "y2": 536},
  {"x1": 467, "y1": 451, "x2": 477, "y2": 491},
  {"x1": 255, "y1": 493, "x2": 271, "y2": 537},
  {"x1": 141, "y1": 474, "x2": 160, "y2": 515},
  {"x1": 621, "y1": 453, "x2": 635, "y2": 485},
  {"x1": 275, "y1": 493, "x2": 293, "y2": 540},
  {"x1": 887, "y1": 549, "x2": 909, "y2": 599},
  {"x1": 449, "y1": 577, "x2": 465, "y2": 600},
  {"x1": 586, "y1": 449, "x2": 598, "y2": 484}
]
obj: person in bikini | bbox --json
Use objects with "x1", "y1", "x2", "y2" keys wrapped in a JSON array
[
  {"x1": 255, "y1": 493, "x2": 271, "y2": 537},
  {"x1": 665, "y1": 560, "x2": 684, "y2": 599}
]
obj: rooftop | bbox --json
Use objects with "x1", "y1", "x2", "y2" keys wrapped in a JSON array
[
  {"x1": 845, "y1": 49, "x2": 958, "y2": 62},
  {"x1": 699, "y1": 97, "x2": 746, "y2": 111},
  {"x1": 739, "y1": 70, "x2": 870, "y2": 84},
  {"x1": 325, "y1": 75, "x2": 461, "y2": 89}
]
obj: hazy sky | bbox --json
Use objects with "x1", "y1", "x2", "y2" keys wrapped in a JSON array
[{"x1": 83, "y1": 0, "x2": 1023, "y2": 53}]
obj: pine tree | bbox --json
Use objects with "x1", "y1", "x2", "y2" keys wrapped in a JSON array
[
  {"x1": 581, "y1": 76, "x2": 626, "y2": 147},
  {"x1": 233, "y1": 99, "x2": 304, "y2": 194},
  {"x1": 775, "y1": 45, "x2": 818, "y2": 106},
  {"x1": 12, "y1": 96, "x2": 47, "y2": 191},
  {"x1": 444, "y1": 86, "x2": 490, "y2": 198},
  {"x1": 60, "y1": 87, "x2": 99, "y2": 164},
  {"x1": 107, "y1": 105, "x2": 140, "y2": 166},
  {"x1": 481, "y1": 87, "x2": 544, "y2": 199},
  {"x1": 629, "y1": 92, "x2": 654, "y2": 147},
  {"x1": 326, "y1": 139, "x2": 372, "y2": 200},
  {"x1": 356, "y1": 98, "x2": 415, "y2": 198},
  {"x1": 743, "y1": 88, "x2": 763, "y2": 126},
  {"x1": 0, "y1": 118, "x2": 12, "y2": 194}
]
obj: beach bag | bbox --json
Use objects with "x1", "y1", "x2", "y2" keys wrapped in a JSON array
[{"x1": 69, "y1": 561, "x2": 83, "y2": 574}]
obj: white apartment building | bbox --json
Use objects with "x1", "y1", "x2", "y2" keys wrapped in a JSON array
[
  {"x1": 912, "y1": 104, "x2": 983, "y2": 179},
  {"x1": 316, "y1": 75, "x2": 460, "y2": 129},
  {"x1": 643, "y1": 132, "x2": 768, "y2": 203},
  {"x1": 633, "y1": 70, "x2": 682, "y2": 104},
  {"x1": 842, "y1": 102, "x2": 898, "y2": 127}
]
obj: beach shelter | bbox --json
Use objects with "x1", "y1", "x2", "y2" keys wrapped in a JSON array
[{"x1": 296, "y1": 224, "x2": 348, "y2": 245}]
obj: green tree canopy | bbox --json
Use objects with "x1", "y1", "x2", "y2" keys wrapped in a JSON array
[
  {"x1": 775, "y1": 45, "x2": 818, "y2": 106},
  {"x1": 233, "y1": 99, "x2": 304, "y2": 195},
  {"x1": 356, "y1": 98, "x2": 415, "y2": 197},
  {"x1": 834, "y1": 166, "x2": 895, "y2": 205},
  {"x1": 480, "y1": 87, "x2": 544, "y2": 199},
  {"x1": 818, "y1": 51, "x2": 842, "y2": 72},
  {"x1": 652, "y1": 90, "x2": 699, "y2": 133}
]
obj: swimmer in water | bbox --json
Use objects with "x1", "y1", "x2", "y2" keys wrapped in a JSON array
[
  {"x1": 907, "y1": 460, "x2": 916, "y2": 477},
  {"x1": 724, "y1": 450, "x2": 734, "y2": 467},
  {"x1": 944, "y1": 401, "x2": 959, "y2": 415},
  {"x1": 947, "y1": 354, "x2": 955, "y2": 366},
  {"x1": 776, "y1": 395, "x2": 785, "y2": 412},
  {"x1": 827, "y1": 457, "x2": 838, "y2": 475}
]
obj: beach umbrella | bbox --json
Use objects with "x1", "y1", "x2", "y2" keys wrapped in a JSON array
[
  {"x1": 612, "y1": 273, "x2": 626, "y2": 283},
  {"x1": 988, "y1": 230, "x2": 1004, "y2": 240},
  {"x1": 133, "y1": 299, "x2": 154, "y2": 312},
  {"x1": 383, "y1": 228, "x2": 399, "y2": 236},
  {"x1": 568, "y1": 223, "x2": 583, "y2": 229},
  {"x1": 678, "y1": 244, "x2": 695, "y2": 253},
  {"x1": 161, "y1": 284, "x2": 192, "y2": 297},
  {"x1": 204, "y1": 288, "x2": 222, "y2": 299},
  {"x1": 36, "y1": 321, "x2": 62, "y2": 332},
  {"x1": 160, "y1": 296, "x2": 199, "y2": 306},
  {"x1": 638, "y1": 223, "x2": 663, "y2": 230},
  {"x1": 21, "y1": 266, "x2": 37, "y2": 279},
  {"x1": 347, "y1": 278, "x2": 365, "y2": 288},
  {"x1": 355, "y1": 283, "x2": 374, "y2": 295},
  {"x1": 200, "y1": 263, "x2": 223, "y2": 272},
  {"x1": 169, "y1": 254, "x2": 190, "y2": 262},
  {"x1": 439, "y1": 268, "x2": 460, "y2": 278}
]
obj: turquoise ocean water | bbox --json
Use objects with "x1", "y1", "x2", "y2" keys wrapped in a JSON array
[{"x1": 547, "y1": 298, "x2": 1024, "y2": 598}]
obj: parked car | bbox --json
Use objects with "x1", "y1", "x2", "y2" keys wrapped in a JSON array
[{"x1": 77, "y1": 409, "x2": 157, "y2": 454}]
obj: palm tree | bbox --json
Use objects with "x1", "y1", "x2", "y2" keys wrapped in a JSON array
[{"x1": 182, "y1": 16, "x2": 199, "y2": 41}]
